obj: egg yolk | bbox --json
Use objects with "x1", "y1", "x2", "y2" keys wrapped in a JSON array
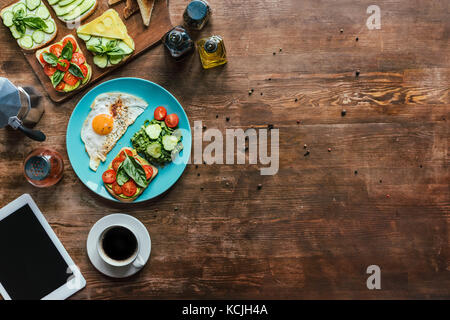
[{"x1": 92, "y1": 114, "x2": 114, "y2": 135}]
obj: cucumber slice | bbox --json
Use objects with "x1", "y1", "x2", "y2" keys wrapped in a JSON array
[
  {"x1": 32, "y1": 30, "x2": 45, "y2": 43},
  {"x1": 146, "y1": 142, "x2": 162, "y2": 159},
  {"x1": 85, "y1": 36, "x2": 101, "y2": 47},
  {"x1": 2, "y1": 11, "x2": 14, "y2": 27},
  {"x1": 13, "y1": 3, "x2": 27, "y2": 15},
  {"x1": 162, "y1": 135, "x2": 179, "y2": 151},
  {"x1": 43, "y1": 19, "x2": 55, "y2": 34},
  {"x1": 77, "y1": 32, "x2": 91, "y2": 41},
  {"x1": 10, "y1": 25, "x2": 22, "y2": 39},
  {"x1": 18, "y1": 35, "x2": 33, "y2": 49},
  {"x1": 93, "y1": 54, "x2": 108, "y2": 68},
  {"x1": 108, "y1": 54, "x2": 123, "y2": 65},
  {"x1": 145, "y1": 124, "x2": 162, "y2": 139},
  {"x1": 35, "y1": 5, "x2": 50, "y2": 19},
  {"x1": 58, "y1": 0, "x2": 76, "y2": 7},
  {"x1": 26, "y1": 0, "x2": 41, "y2": 11},
  {"x1": 117, "y1": 41, "x2": 133, "y2": 55},
  {"x1": 48, "y1": 0, "x2": 60, "y2": 5},
  {"x1": 53, "y1": 0, "x2": 83, "y2": 16},
  {"x1": 61, "y1": 0, "x2": 95, "y2": 21}
]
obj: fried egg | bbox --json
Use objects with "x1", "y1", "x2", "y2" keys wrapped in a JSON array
[{"x1": 81, "y1": 92, "x2": 148, "y2": 171}]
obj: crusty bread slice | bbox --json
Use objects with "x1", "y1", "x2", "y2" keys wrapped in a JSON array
[
  {"x1": 123, "y1": 0, "x2": 140, "y2": 19},
  {"x1": 0, "y1": 1, "x2": 58, "y2": 51},
  {"x1": 104, "y1": 147, "x2": 158, "y2": 202},
  {"x1": 136, "y1": 0, "x2": 155, "y2": 26}
]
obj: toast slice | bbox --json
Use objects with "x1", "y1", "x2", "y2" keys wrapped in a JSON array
[
  {"x1": 104, "y1": 147, "x2": 158, "y2": 202},
  {"x1": 136, "y1": 0, "x2": 155, "y2": 26},
  {"x1": 35, "y1": 35, "x2": 92, "y2": 92},
  {"x1": 123, "y1": 0, "x2": 140, "y2": 19},
  {"x1": 1, "y1": 0, "x2": 58, "y2": 51}
]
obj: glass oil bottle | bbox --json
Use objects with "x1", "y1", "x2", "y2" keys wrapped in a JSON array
[
  {"x1": 197, "y1": 35, "x2": 227, "y2": 69},
  {"x1": 162, "y1": 26, "x2": 194, "y2": 61}
]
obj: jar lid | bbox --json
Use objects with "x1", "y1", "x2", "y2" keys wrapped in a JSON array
[
  {"x1": 187, "y1": 0, "x2": 208, "y2": 21},
  {"x1": 25, "y1": 156, "x2": 50, "y2": 181}
]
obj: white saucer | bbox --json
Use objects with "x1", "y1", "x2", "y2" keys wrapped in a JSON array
[{"x1": 87, "y1": 214, "x2": 151, "y2": 278}]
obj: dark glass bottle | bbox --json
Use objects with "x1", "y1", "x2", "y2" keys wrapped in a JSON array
[
  {"x1": 162, "y1": 26, "x2": 194, "y2": 61},
  {"x1": 183, "y1": 0, "x2": 211, "y2": 30}
]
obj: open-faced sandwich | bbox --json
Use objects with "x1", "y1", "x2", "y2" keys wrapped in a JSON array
[
  {"x1": 46, "y1": 0, "x2": 97, "y2": 24},
  {"x1": 76, "y1": 9, "x2": 135, "y2": 68},
  {"x1": 102, "y1": 147, "x2": 158, "y2": 202},
  {"x1": 36, "y1": 35, "x2": 92, "y2": 92},
  {"x1": 1, "y1": 0, "x2": 57, "y2": 50}
]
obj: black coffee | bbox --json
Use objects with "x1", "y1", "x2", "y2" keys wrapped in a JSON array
[{"x1": 101, "y1": 226, "x2": 137, "y2": 261}]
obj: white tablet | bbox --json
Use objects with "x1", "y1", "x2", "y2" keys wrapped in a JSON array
[{"x1": 0, "y1": 194, "x2": 86, "y2": 300}]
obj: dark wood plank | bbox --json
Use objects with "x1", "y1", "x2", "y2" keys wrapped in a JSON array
[{"x1": 0, "y1": 0, "x2": 448, "y2": 299}]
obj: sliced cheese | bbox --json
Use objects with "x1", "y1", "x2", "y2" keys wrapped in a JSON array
[{"x1": 77, "y1": 9, "x2": 135, "y2": 49}]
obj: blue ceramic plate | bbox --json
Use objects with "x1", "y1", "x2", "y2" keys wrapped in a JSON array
[{"x1": 66, "y1": 78, "x2": 191, "y2": 203}]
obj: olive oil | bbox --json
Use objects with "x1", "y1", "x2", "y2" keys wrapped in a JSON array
[{"x1": 197, "y1": 35, "x2": 227, "y2": 69}]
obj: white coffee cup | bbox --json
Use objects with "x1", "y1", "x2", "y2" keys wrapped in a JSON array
[{"x1": 97, "y1": 225, "x2": 145, "y2": 268}]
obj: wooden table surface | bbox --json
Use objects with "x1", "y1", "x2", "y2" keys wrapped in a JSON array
[{"x1": 0, "y1": 0, "x2": 448, "y2": 299}]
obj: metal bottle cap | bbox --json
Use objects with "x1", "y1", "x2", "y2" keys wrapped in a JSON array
[
  {"x1": 25, "y1": 156, "x2": 50, "y2": 181},
  {"x1": 204, "y1": 39, "x2": 218, "y2": 53}
]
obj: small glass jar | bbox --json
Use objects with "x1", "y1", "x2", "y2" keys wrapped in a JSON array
[
  {"x1": 183, "y1": 0, "x2": 211, "y2": 30},
  {"x1": 162, "y1": 26, "x2": 195, "y2": 61},
  {"x1": 23, "y1": 148, "x2": 64, "y2": 187},
  {"x1": 197, "y1": 35, "x2": 227, "y2": 69}
]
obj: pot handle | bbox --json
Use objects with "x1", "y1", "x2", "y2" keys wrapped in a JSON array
[{"x1": 17, "y1": 124, "x2": 46, "y2": 141}]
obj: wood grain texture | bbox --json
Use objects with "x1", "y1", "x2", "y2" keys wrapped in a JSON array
[
  {"x1": 0, "y1": 0, "x2": 449, "y2": 299},
  {"x1": 22, "y1": 0, "x2": 172, "y2": 102}
]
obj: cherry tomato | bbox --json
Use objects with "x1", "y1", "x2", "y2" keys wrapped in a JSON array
[
  {"x1": 63, "y1": 71, "x2": 79, "y2": 86},
  {"x1": 57, "y1": 59, "x2": 70, "y2": 72},
  {"x1": 143, "y1": 165, "x2": 153, "y2": 180},
  {"x1": 44, "y1": 64, "x2": 57, "y2": 76},
  {"x1": 111, "y1": 182, "x2": 122, "y2": 195},
  {"x1": 50, "y1": 44, "x2": 63, "y2": 57},
  {"x1": 39, "y1": 52, "x2": 47, "y2": 64},
  {"x1": 112, "y1": 158, "x2": 123, "y2": 171},
  {"x1": 78, "y1": 64, "x2": 88, "y2": 78},
  {"x1": 71, "y1": 52, "x2": 85, "y2": 65},
  {"x1": 122, "y1": 180, "x2": 137, "y2": 197},
  {"x1": 165, "y1": 113, "x2": 179, "y2": 128},
  {"x1": 55, "y1": 81, "x2": 65, "y2": 91},
  {"x1": 62, "y1": 37, "x2": 77, "y2": 52},
  {"x1": 154, "y1": 106, "x2": 167, "y2": 121},
  {"x1": 102, "y1": 169, "x2": 116, "y2": 184}
]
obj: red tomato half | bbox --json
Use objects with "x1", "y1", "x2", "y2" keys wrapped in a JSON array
[
  {"x1": 44, "y1": 64, "x2": 57, "y2": 76},
  {"x1": 57, "y1": 59, "x2": 70, "y2": 72},
  {"x1": 122, "y1": 180, "x2": 137, "y2": 197},
  {"x1": 143, "y1": 165, "x2": 153, "y2": 180},
  {"x1": 78, "y1": 64, "x2": 88, "y2": 78},
  {"x1": 112, "y1": 158, "x2": 123, "y2": 171},
  {"x1": 71, "y1": 52, "x2": 85, "y2": 65},
  {"x1": 64, "y1": 72, "x2": 79, "y2": 86},
  {"x1": 120, "y1": 149, "x2": 134, "y2": 158},
  {"x1": 50, "y1": 44, "x2": 63, "y2": 57},
  {"x1": 154, "y1": 106, "x2": 167, "y2": 121},
  {"x1": 112, "y1": 182, "x2": 122, "y2": 195},
  {"x1": 102, "y1": 169, "x2": 116, "y2": 184},
  {"x1": 39, "y1": 52, "x2": 47, "y2": 64},
  {"x1": 55, "y1": 81, "x2": 65, "y2": 91},
  {"x1": 165, "y1": 113, "x2": 179, "y2": 128},
  {"x1": 62, "y1": 37, "x2": 77, "y2": 52}
]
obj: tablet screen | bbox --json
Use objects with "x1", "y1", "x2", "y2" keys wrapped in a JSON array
[{"x1": 0, "y1": 204, "x2": 73, "y2": 300}]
